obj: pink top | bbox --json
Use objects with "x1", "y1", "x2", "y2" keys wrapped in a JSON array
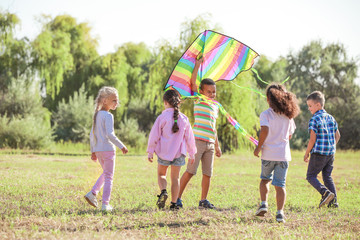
[
  {"x1": 147, "y1": 108, "x2": 197, "y2": 161},
  {"x1": 260, "y1": 108, "x2": 296, "y2": 161}
]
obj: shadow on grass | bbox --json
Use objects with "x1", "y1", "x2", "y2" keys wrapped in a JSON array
[{"x1": 123, "y1": 218, "x2": 209, "y2": 230}]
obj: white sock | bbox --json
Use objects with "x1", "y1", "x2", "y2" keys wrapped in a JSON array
[
  {"x1": 277, "y1": 210, "x2": 284, "y2": 215},
  {"x1": 261, "y1": 201, "x2": 268, "y2": 206}
]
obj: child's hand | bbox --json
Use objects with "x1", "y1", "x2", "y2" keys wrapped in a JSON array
[
  {"x1": 91, "y1": 152, "x2": 97, "y2": 162},
  {"x1": 189, "y1": 158, "x2": 195, "y2": 164},
  {"x1": 148, "y1": 157, "x2": 153, "y2": 163},
  {"x1": 195, "y1": 56, "x2": 204, "y2": 66},
  {"x1": 304, "y1": 153, "x2": 310, "y2": 162},
  {"x1": 253, "y1": 147, "x2": 261, "y2": 157},
  {"x1": 121, "y1": 146, "x2": 128, "y2": 154},
  {"x1": 215, "y1": 146, "x2": 222, "y2": 157}
]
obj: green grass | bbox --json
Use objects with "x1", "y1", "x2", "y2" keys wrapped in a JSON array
[{"x1": 0, "y1": 150, "x2": 359, "y2": 239}]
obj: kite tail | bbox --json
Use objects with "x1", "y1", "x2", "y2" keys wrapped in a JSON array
[
  {"x1": 183, "y1": 95, "x2": 258, "y2": 146},
  {"x1": 251, "y1": 68, "x2": 271, "y2": 85},
  {"x1": 220, "y1": 107, "x2": 259, "y2": 146},
  {"x1": 231, "y1": 81, "x2": 266, "y2": 98}
]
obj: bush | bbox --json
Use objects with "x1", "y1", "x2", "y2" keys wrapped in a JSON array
[
  {"x1": 0, "y1": 115, "x2": 53, "y2": 149},
  {"x1": 0, "y1": 79, "x2": 53, "y2": 149},
  {"x1": 116, "y1": 118, "x2": 147, "y2": 152},
  {"x1": 52, "y1": 85, "x2": 93, "y2": 142}
]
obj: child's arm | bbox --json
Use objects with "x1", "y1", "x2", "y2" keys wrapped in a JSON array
[
  {"x1": 184, "y1": 119, "x2": 196, "y2": 164},
  {"x1": 335, "y1": 129, "x2": 341, "y2": 144},
  {"x1": 215, "y1": 135, "x2": 222, "y2": 157},
  {"x1": 254, "y1": 126, "x2": 269, "y2": 157},
  {"x1": 89, "y1": 127, "x2": 97, "y2": 161},
  {"x1": 105, "y1": 114, "x2": 128, "y2": 154},
  {"x1": 190, "y1": 57, "x2": 203, "y2": 93},
  {"x1": 147, "y1": 117, "x2": 162, "y2": 162},
  {"x1": 304, "y1": 130, "x2": 316, "y2": 162}
]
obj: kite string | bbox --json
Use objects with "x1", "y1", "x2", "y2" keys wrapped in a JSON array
[{"x1": 230, "y1": 81, "x2": 266, "y2": 98}]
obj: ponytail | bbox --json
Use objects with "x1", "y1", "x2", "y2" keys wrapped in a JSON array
[{"x1": 163, "y1": 90, "x2": 181, "y2": 133}]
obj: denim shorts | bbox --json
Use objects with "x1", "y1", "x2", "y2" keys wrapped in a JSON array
[
  {"x1": 260, "y1": 160, "x2": 289, "y2": 188},
  {"x1": 158, "y1": 155, "x2": 186, "y2": 166}
]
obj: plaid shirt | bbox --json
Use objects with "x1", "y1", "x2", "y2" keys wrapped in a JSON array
[{"x1": 308, "y1": 109, "x2": 338, "y2": 155}]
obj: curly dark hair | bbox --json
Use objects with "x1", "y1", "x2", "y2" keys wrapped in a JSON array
[
  {"x1": 266, "y1": 84, "x2": 300, "y2": 119},
  {"x1": 163, "y1": 89, "x2": 181, "y2": 133}
]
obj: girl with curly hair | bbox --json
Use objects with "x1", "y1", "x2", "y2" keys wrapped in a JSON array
[{"x1": 253, "y1": 83, "x2": 300, "y2": 223}]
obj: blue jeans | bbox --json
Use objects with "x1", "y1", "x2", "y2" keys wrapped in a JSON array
[
  {"x1": 260, "y1": 160, "x2": 289, "y2": 188},
  {"x1": 306, "y1": 153, "x2": 337, "y2": 196}
]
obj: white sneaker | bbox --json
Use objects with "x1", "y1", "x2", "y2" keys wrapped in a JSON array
[
  {"x1": 84, "y1": 191, "x2": 98, "y2": 208},
  {"x1": 101, "y1": 204, "x2": 113, "y2": 212}
]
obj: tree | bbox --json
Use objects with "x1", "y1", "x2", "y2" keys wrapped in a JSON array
[
  {"x1": 287, "y1": 41, "x2": 360, "y2": 149},
  {"x1": 0, "y1": 11, "x2": 33, "y2": 93},
  {"x1": 32, "y1": 15, "x2": 98, "y2": 109}
]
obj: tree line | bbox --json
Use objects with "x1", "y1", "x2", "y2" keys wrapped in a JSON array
[{"x1": 0, "y1": 11, "x2": 359, "y2": 151}]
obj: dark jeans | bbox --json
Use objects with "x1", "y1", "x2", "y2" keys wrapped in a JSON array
[{"x1": 306, "y1": 153, "x2": 337, "y2": 196}]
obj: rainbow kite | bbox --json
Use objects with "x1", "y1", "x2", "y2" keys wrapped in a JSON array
[
  {"x1": 164, "y1": 30, "x2": 259, "y2": 145},
  {"x1": 165, "y1": 30, "x2": 259, "y2": 96}
]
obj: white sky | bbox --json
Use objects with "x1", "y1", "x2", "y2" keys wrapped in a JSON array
[{"x1": 2, "y1": 0, "x2": 360, "y2": 65}]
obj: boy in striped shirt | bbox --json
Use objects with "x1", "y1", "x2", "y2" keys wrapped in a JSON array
[{"x1": 177, "y1": 57, "x2": 222, "y2": 209}]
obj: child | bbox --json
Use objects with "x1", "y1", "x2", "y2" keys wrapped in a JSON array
[
  {"x1": 147, "y1": 89, "x2": 196, "y2": 210},
  {"x1": 253, "y1": 84, "x2": 299, "y2": 223},
  {"x1": 304, "y1": 91, "x2": 340, "y2": 208},
  {"x1": 177, "y1": 57, "x2": 222, "y2": 209},
  {"x1": 84, "y1": 86, "x2": 128, "y2": 212}
]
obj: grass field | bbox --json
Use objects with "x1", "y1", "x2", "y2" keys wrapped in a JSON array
[{"x1": 0, "y1": 150, "x2": 359, "y2": 239}]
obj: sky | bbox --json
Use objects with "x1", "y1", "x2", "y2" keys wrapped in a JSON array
[{"x1": 2, "y1": 0, "x2": 360, "y2": 64}]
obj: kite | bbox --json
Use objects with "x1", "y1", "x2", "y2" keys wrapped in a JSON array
[
  {"x1": 165, "y1": 30, "x2": 259, "y2": 96},
  {"x1": 164, "y1": 30, "x2": 260, "y2": 145}
]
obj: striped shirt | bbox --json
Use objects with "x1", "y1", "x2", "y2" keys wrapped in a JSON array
[
  {"x1": 308, "y1": 109, "x2": 338, "y2": 155},
  {"x1": 193, "y1": 99, "x2": 219, "y2": 143}
]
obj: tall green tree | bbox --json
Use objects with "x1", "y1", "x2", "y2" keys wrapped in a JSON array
[
  {"x1": 0, "y1": 11, "x2": 33, "y2": 92},
  {"x1": 32, "y1": 15, "x2": 98, "y2": 109},
  {"x1": 287, "y1": 41, "x2": 359, "y2": 149}
]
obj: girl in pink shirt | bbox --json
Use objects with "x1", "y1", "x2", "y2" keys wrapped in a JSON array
[
  {"x1": 147, "y1": 89, "x2": 196, "y2": 210},
  {"x1": 253, "y1": 83, "x2": 299, "y2": 223}
]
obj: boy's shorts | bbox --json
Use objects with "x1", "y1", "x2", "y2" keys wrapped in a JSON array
[
  {"x1": 186, "y1": 139, "x2": 214, "y2": 177},
  {"x1": 158, "y1": 155, "x2": 185, "y2": 166},
  {"x1": 260, "y1": 160, "x2": 289, "y2": 188}
]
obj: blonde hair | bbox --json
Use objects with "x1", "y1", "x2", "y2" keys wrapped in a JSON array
[{"x1": 92, "y1": 86, "x2": 119, "y2": 141}]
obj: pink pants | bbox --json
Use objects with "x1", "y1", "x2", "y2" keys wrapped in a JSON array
[{"x1": 91, "y1": 151, "x2": 115, "y2": 205}]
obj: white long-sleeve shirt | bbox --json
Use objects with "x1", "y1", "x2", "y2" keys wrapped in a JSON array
[{"x1": 90, "y1": 110, "x2": 125, "y2": 152}]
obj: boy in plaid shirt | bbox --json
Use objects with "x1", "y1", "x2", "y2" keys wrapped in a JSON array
[{"x1": 304, "y1": 91, "x2": 341, "y2": 208}]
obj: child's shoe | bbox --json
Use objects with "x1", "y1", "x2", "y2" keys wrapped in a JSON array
[
  {"x1": 276, "y1": 212, "x2": 286, "y2": 223},
  {"x1": 176, "y1": 198, "x2": 183, "y2": 208},
  {"x1": 156, "y1": 190, "x2": 168, "y2": 209},
  {"x1": 198, "y1": 199, "x2": 216, "y2": 209},
  {"x1": 101, "y1": 204, "x2": 113, "y2": 212},
  {"x1": 170, "y1": 202, "x2": 180, "y2": 211},
  {"x1": 255, "y1": 203, "x2": 268, "y2": 216},
  {"x1": 84, "y1": 191, "x2": 98, "y2": 208},
  {"x1": 328, "y1": 197, "x2": 339, "y2": 208},
  {"x1": 319, "y1": 190, "x2": 335, "y2": 208}
]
